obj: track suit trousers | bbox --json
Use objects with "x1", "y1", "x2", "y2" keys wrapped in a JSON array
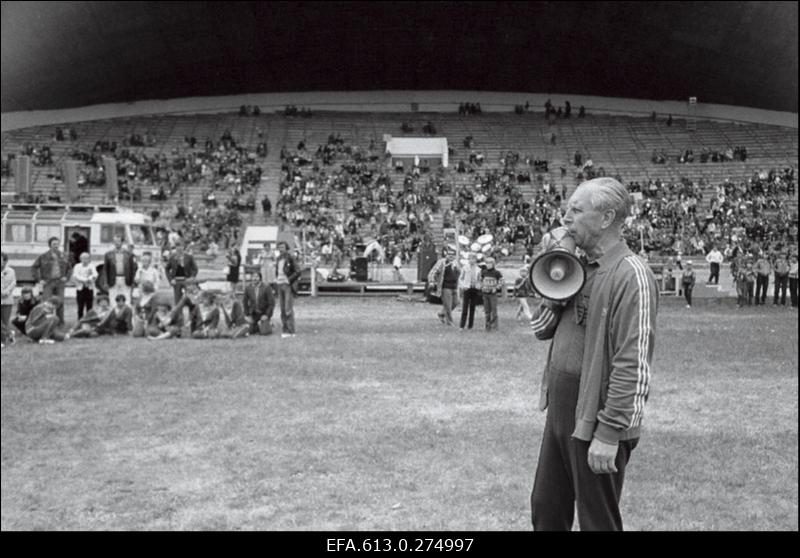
[{"x1": 531, "y1": 370, "x2": 637, "y2": 531}]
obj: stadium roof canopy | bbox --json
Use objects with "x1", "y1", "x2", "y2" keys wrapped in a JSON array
[{"x1": 1, "y1": 1, "x2": 797, "y2": 113}]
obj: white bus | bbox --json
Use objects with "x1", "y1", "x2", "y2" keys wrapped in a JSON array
[{"x1": 1, "y1": 203, "x2": 160, "y2": 285}]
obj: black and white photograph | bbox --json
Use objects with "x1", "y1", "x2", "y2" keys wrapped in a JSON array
[{"x1": 1, "y1": 1, "x2": 797, "y2": 536}]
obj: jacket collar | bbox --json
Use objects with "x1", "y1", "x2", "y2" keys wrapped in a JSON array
[{"x1": 587, "y1": 239, "x2": 631, "y2": 270}]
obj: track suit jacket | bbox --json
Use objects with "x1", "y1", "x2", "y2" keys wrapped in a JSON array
[{"x1": 531, "y1": 241, "x2": 659, "y2": 444}]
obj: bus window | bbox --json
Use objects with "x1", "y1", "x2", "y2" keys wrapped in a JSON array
[
  {"x1": 131, "y1": 225, "x2": 154, "y2": 246},
  {"x1": 35, "y1": 224, "x2": 62, "y2": 243},
  {"x1": 100, "y1": 224, "x2": 126, "y2": 244},
  {"x1": 4, "y1": 223, "x2": 32, "y2": 242}
]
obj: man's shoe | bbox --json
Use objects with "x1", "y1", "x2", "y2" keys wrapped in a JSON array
[{"x1": 281, "y1": 333, "x2": 291, "y2": 339}]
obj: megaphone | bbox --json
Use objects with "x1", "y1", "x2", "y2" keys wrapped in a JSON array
[{"x1": 529, "y1": 227, "x2": 585, "y2": 301}]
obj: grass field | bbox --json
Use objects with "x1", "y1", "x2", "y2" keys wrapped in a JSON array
[{"x1": 1, "y1": 297, "x2": 797, "y2": 531}]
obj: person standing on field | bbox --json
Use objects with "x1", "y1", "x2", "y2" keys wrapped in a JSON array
[
  {"x1": 530, "y1": 177, "x2": 659, "y2": 531},
  {"x1": 275, "y1": 241, "x2": 301, "y2": 338},
  {"x1": 1, "y1": 252, "x2": 16, "y2": 347},
  {"x1": 705, "y1": 245, "x2": 723, "y2": 285},
  {"x1": 31, "y1": 237, "x2": 71, "y2": 325},
  {"x1": 480, "y1": 257, "x2": 504, "y2": 331}
]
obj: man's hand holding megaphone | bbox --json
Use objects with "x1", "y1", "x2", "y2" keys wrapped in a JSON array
[{"x1": 529, "y1": 227, "x2": 586, "y2": 302}]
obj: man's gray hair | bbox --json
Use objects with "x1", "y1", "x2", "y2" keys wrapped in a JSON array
[{"x1": 581, "y1": 177, "x2": 632, "y2": 225}]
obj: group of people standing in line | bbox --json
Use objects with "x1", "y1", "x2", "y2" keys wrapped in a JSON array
[
  {"x1": 674, "y1": 245, "x2": 799, "y2": 309},
  {"x1": 0, "y1": 239, "x2": 302, "y2": 348},
  {"x1": 427, "y1": 248, "x2": 535, "y2": 331}
]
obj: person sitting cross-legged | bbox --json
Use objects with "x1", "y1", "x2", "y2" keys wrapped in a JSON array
[
  {"x1": 146, "y1": 302, "x2": 184, "y2": 340},
  {"x1": 187, "y1": 290, "x2": 221, "y2": 339},
  {"x1": 68, "y1": 295, "x2": 112, "y2": 338},
  {"x1": 97, "y1": 294, "x2": 133, "y2": 336},
  {"x1": 11, "y1": 287, "x2": 38, "y2": 337},
  {"x1": 27, "y1": 296, "x2": 68, "y2": 344}
]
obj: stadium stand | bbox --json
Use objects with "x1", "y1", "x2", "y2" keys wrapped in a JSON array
[{"x1": 3, "y1": 111, "x2": 797, "y2": 273}]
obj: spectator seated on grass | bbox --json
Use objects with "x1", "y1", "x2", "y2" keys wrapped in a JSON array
[
  {"x1": 97, "y1": 294, "x2": 134, "y2": 336},
  {"x1": 68, "y1": 295, "x2": 112, "y2": 338},
  {"x1": 26, "y1": 296, "x2": 67, "y2": 344},
  {"x1": 185, "y1": 290, "x2": 221, "y2": 339},
  {"x1": 11, "y1": 287, "x2": 37, "y2": 337},
  {"x1": 218, "y1": 291, "x2": 250, "y2": 339},
  {"x1": 146, "y1": 301, "x2": 184, "y2": 340}
]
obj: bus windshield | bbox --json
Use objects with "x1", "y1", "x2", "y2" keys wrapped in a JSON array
[{"x1": 130, "y1": 225, "x2": 155, "y2": 246}]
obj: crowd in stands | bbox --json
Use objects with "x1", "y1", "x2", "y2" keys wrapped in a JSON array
[
  {"x1": 624, "y1": 169, "x2": 798, "y2": 299},
  {"x1": 447, "y1": 164, "x2": 567, "y2": 259},
  {"x1": 21, "y1": 143, "x2": 54, "y2": 166},
  {"x1": 29, "y1": 129, "x2": 268, "y2": 213},
  {"x1": 283, "y1": 105, "x2": 312, "y2": 118},
  {"x1": 542, "y1": 99, "x2": 586, "y2": 119},
  {"x1": 399, "y1": 121, "x2": 438, "y2": 135},
  {"x1": 54, "y1": 127, "x2": 78, "y2": 141},
  {"x1": 238, "y1": 105, "x2": 261, "y2": 116},
  {"x1": 275, "y1": 132, "x2": 445, "y2": 268},
  {"x1": 459, "y1": 103, "x2": 482, "y2": 115},
  {"x1": 652, "y1": 145, "x2": 749, "y2": 164},
  {"x1": 3, "y1": 113, "x2": 797, "y2": 305},
  {"x1": 147, "y1": 203, "x2": 244, "y2": 258}
]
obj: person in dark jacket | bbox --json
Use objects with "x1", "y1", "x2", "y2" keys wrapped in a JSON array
[
  {"x1": 68, "y1": 295, "x2": 112, "y2": 338},
  {"x1": 12, "y1": 287, "x2": 38, "y2": 335},
  {"x1": 681, "y1": 261, "x2": 696, "y2": 308},
  {"x1": 165, "y1": 243, "x2": 198, "y2": 304},
  {"x1": 480, "y1": 257, "x2": 504, "y2": 331},
  {"x1": 103, "y1": 235, "x2": 137, "y2": 304},
  {"x1": 31, "y1": 237, "x2": 72, "y2": 324},
  {"x1": 243, "y1": 272, "x2": 275, "y2": 335},
  {"x1": 187, "y1": 290, "x2": 221, "y2": 339},
  {"x1": 226, "y1": 248, "x2": 242, "y2": 293},
  {"x1": 97, "y1": 294, "x2": 133, "y2": 335},
  {"x1": 274, "y1": 241, "x2": 302, "y2": 337}
]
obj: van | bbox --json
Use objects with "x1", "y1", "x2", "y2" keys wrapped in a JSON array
[{"x1": 1, "y1": 203, "x2": 160, "y2": 285}]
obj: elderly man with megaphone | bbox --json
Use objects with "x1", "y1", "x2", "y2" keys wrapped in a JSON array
[{"x1": 528, "y1": 177, "x2": 659, "y2": 531}]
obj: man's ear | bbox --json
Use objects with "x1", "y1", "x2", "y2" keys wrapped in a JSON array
[{"x1": 601, "y1": 209, "x2": 616, "y2": 229}]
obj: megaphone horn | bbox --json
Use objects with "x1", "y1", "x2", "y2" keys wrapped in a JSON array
[{"x1": 529, "y1": 228, "x2": 586, "y2": 301}]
